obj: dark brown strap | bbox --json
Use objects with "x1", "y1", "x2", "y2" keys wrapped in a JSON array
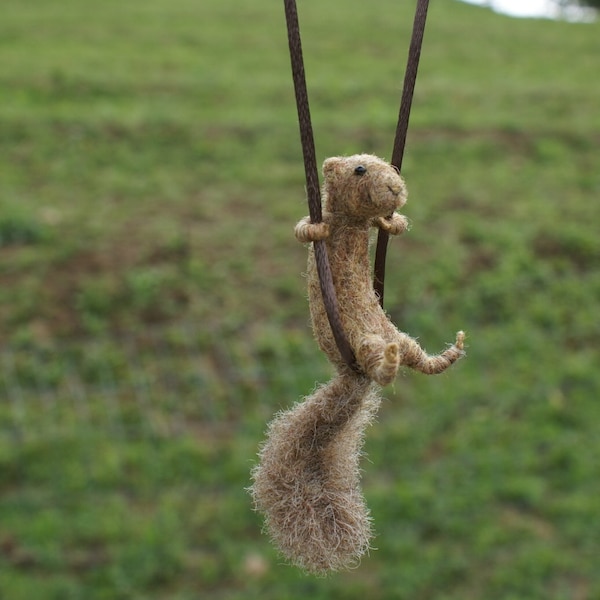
[
  {"x1": 283, "y1": 0, "x2": 358, "y2": 371},
  {"x1": 373, "y1": 0, "x2": 430, "y2": 306}
]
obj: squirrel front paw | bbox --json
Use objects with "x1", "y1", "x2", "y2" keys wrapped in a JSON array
[
  {"x1": 374, "y1": 213, "x2": 409, "y2": 236},
  {"x1": 294, "y1": 216, "x2": 330, "y2": 243}
]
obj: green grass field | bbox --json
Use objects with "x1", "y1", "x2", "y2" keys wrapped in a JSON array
[{"x1": 1, "y1": 0, "x2": 599, "y2": 598}]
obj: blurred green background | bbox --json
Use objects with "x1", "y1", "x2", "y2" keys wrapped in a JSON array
[{"x1": 1, "y1": 0, "x2": 599, "y2": 598}]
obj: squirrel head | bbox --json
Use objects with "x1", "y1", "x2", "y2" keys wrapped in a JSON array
[{"x1": 322, "y1": 154, "x2": 407, "y2": 221}]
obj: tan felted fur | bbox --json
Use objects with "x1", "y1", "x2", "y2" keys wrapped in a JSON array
[{"x1": 250, "y1": 154, "x2": 465, "y2": 574}]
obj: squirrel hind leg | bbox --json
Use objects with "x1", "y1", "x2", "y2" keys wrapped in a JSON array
[
  {"x1": 397, "y1": 331, "x2": 465, "y2": 375},
  {"x1": 356, "y1": 335, "x2": 400, "y2": 386}
]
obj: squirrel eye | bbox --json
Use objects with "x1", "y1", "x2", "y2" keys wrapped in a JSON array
[{"x1": 354, "y1": 165, "x2": 367, "y2": 175}]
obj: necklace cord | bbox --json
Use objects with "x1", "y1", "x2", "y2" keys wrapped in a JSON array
[
  {"x1": 283, "y1": 0, "x2": 358, "y2": 371},
  {"x1": 283, "y1": 0, "x2": 429, "y2": 368},
  {"x1": 374, "y1": 0, "x2": 430, "y2": 306}
]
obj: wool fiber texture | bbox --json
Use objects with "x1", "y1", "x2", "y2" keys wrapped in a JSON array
[
  {"x1": 250, "y1": 371, "x2": 379, "y2": 574},
  {"x1": 250, "y1": 154, "x2": 465, "y2": 574}
]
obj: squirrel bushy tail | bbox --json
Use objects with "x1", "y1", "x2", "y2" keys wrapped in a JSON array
[{"x1": 249, "y1": 370, "x2": 380, "y2": 574}]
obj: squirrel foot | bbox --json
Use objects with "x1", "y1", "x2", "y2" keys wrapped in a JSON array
[{"x1": 357, "y1": 335, "x2": 400, "y2": 386}]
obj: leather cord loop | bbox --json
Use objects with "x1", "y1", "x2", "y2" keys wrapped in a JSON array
[{"x1": 283, "y1": 0, "x2": 429, "y2": 369}]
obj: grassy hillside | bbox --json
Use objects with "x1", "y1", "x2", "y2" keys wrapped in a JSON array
[{"x1": 1, "y1": 0, "x2": 599, "y2": 598}]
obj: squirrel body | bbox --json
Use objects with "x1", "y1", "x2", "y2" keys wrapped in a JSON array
[{"x1": 250, "y1": 154, "x2": 465, "y2": 574}]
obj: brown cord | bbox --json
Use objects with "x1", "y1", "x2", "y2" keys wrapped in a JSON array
[
  {"x1": 373, "y1": 0, "x2": 430, "y2": 306},
  {"x1": 283, "y1": 0, "x2": 358, "y2": 371}
]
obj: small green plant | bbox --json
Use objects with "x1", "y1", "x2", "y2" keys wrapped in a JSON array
[{"x1": 0, "y1": 213, "x2": 47, "y2": 247}]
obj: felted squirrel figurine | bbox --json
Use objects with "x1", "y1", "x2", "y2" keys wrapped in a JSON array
[{"x1": 250, "y1": 154, "x2": 465, "y2": 574}]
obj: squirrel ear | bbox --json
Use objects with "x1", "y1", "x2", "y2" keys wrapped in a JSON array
[{"x1": 323, "y1": 157, "x2": 340, "y2": 177}]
